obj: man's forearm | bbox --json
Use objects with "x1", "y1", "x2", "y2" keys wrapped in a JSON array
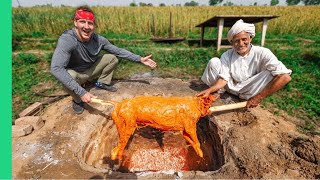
[
  {"x1": 255, "y1": 74, "x2": 291, "y2": 99},
  {"x1": 209, "y1": 78, "x2": 228, "y2": 93},
  {"x1": 50, "y1": 66, "x2": 87, "y2": 97},
  {"x1": 247, "y1": 74, "x2": 291, "y2": 108}
]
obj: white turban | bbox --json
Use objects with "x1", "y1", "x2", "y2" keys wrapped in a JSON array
[{"x1": 227, "y1": 19, "x2": 255, "y2": 43}]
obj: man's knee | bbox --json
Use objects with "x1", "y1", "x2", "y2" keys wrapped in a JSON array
[
  {"x1": 208, "y1": 57, "x2": 221, "y2": 68},
  {"x1": 208, "y1": 57, "x2": 221, "y2": 72},
  {"x1": 102, "y1": 54, "x2": 119, "y2": 65},
  {"x1": 201, "y1": 57, "x2": 221, "y2": 86},
  {"x1": 67, "y1": 69, "x2": 87, "y2": 85}
]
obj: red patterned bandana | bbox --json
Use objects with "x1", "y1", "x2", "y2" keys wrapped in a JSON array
[{"x1": 74, "y1": 9, "x2": 95, "y2": 21}]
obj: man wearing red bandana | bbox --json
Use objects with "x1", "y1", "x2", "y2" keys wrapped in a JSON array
[{"x1": 51, "y1": 5, "x2": 157, "y2": 114}]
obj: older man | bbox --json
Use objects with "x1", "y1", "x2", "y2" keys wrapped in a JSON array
[
  {"x1": 197, "y1": 19, "x2": 292, "y2": 108},
  {"x1": 51, "y1": 5, "x2": 157, "y2": 114}
]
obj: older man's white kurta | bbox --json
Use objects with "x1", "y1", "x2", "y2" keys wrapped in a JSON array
[{"x1": 201, "y1": 45, "x2": 292, "y2": 100}]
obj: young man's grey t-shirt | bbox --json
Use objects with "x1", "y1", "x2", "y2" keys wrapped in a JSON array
[{"x1": 51, "y1": 28, "x2": 141, "y2": 97}]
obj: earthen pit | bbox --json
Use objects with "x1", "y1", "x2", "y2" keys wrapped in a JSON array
[{"x1": 78, "y1": 116, "x2": 224, "y2": 173}]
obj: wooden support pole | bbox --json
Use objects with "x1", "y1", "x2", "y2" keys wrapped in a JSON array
[
  {"x1": 217, "y1": 18, "x2": 224, "y2": 51},
  {"x1": 261, "y1": 18, "x2": 268, "y2": 47},
  {"x1": 200, "y1": 26, "x2": 204, "y2": 47}
]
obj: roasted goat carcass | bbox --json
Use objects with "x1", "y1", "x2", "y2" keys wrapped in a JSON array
[{"x1": 111, "y1": 95, "x2": 216, "y2": 160}]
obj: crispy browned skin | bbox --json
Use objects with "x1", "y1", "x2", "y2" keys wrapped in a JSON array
[{"x1": 111, "y1": 95, "x2": 215, "y2": 160}]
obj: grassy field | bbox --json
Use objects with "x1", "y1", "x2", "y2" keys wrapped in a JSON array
[
  {"x1": 12, "y1": 6, "x2": 319, "y2": 133},
  {"x1": 13, "y1": 6, "x2": 320, "y2": 37}
]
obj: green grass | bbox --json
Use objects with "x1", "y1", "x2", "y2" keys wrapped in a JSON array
[
  {"x1": 12, "y1": 52, "x2": 61, "y2": 119},
  {"x1": 262, "y1": 38, "x2": 320, "y2": 130}
]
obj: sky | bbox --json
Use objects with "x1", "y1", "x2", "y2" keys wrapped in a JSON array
[{"x1": 12, "y1": 0, "x2": 288, "y2": 7}]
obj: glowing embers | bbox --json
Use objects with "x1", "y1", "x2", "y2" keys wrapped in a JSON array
[
  {"x1": 121, "y1": 129, "x2": 189, "y2": 171},
  {"x1": 120, "y1": 126, "x2": 215, "y2": 172}
]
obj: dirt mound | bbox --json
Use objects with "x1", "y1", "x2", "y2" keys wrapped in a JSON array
[{"x1": 12, "y1": 77, "x2": 320, "y2": 179}]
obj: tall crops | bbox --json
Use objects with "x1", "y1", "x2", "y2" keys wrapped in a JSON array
[{"x1": 13, "y1": 6, "x2": 320, "y2": 37}]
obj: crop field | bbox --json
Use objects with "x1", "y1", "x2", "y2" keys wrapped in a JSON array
[
  {"x1": 13, "y1": 6, "x2": 320, "y2": 37},
  {"x1": 12, "y1": 6, "x2": 320, "y2": 133}
]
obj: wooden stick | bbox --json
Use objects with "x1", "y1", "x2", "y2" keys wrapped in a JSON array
[
  {"x1": 91, "y1": 98, "x2": 114, "y2": 106},
  {"x1": 169, "y1": 12, "x2": 173, "y2": 38},
  {"x1": 209, "y1": 101, "x2": 247, "y2": 113}
]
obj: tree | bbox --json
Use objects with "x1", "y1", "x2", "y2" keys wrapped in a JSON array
[
  {"x1": 286, "y1": 0, "x2": 301, "y2": 5},
  {"x1": 159, "y1": 3, "x2": 166, "y2": 6},
  {"x1": 139, "y1": 2, "x2": 147, "y2": 7},
  {"x1": 302, "y1": 0, "x2": 320, "y2": 5},
  {"x1": 223, "y1": 1, "x2": 234, "y2": 6},
  {"x1": 184, "y1": 1, "x2": 199, "y2": 6},
  {"x1": 270, "y1": 0, "x2": 279, "y2": 5},
  {"x1": 129, "y1": 2, "x2": 137, "y2": 6},
  {"x1": 209, "y1": 0, "x2": 223, "y2": 5}
]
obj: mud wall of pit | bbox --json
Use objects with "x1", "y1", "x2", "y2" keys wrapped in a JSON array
[
  {"x1": 76, "y1": 115, "x2": 225, "y2": 173},
  {"x1": 193, "y1": 116, "x2": 225, "y2": 171}
]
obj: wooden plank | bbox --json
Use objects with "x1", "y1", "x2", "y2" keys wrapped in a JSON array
[
  {"x1": 220, "y1": 45, "x2": 233, "y2": 49},
  {"x1": 150, "y1": 37, "x2": 185, "y2": 43},
  {"x1": 19, "y1": 102, "x2": 43, "y2": 117},
  {"x1": 209, "y1": 102, "x2": 247, "y2": 113}
]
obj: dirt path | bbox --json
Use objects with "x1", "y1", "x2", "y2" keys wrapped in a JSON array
[{"x1": 12, "y1": 77, "x2": 320, "y2": 179}]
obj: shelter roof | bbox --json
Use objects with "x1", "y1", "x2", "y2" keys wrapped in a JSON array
[{"x1": 196, "y1": 15, "x2": 279, "y2": 27}]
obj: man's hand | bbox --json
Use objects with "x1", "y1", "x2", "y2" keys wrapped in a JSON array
[
  {"x1": 246, "y1": 95, "x2": 263, "y2": 108},
  {"x1": 80, "y1": 92, "x2": 95, "y2": 103},
  {"x1": 141, "y1": 54, "x2": 157, "y2": 69},
  {"x1": 196, "y1": 88, "x2": 212, "y2": 97}
]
